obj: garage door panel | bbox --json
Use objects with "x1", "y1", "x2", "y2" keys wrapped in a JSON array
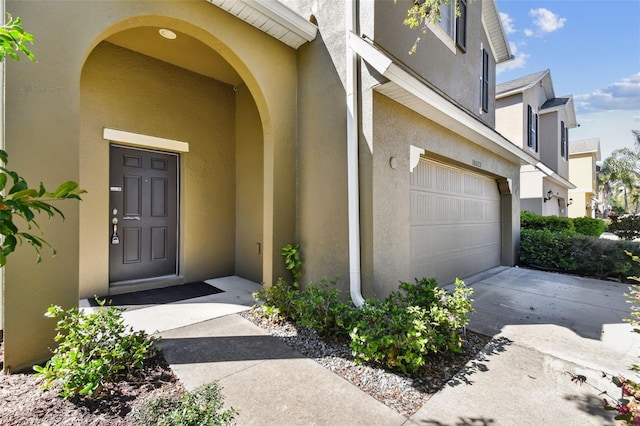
[{"x1": 410, "y1": 158, "x2": 501, "y2": 284}]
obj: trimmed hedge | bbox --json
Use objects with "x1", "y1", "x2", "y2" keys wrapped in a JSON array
[
  {"x1": 572, "y1": 216, "x2": 606, "y2": 237},
  {"x1": 521, "y1": 211, "x2": 575, "y2": 233},
  {"x1": 520, "y1": 211, "x2": 640, "y2": 282}
]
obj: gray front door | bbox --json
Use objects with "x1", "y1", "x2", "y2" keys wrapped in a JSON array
[{"x1": 109, "y1": 145, "x2": 178, "y2": 284}]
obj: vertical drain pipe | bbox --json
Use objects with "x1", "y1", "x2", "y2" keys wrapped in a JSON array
[{"x1": 346, "y1": 0, "x2": 365, "y2": 307}]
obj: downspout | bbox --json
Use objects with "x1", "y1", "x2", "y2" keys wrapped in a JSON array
[
  {"x1": 0, "y1": 0, "x2": 5, "y2": 335},
  {"x1": 346, "y1": 0, "x2": 365, "y2": 307}
]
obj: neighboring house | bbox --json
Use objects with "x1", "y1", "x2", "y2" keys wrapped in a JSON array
[
  {"x1": 495, "y1": 70, "x2": 577, "y2": 217},
  {"x1": 568, "y1": 138, "x2": 601, "y2": 218},
  {"x1": 3, "y1": 0, "x2": 538, "y2": 371}
]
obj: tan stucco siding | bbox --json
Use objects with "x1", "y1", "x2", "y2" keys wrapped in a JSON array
[
  {"x1": 79, "y1": 42, "x2": 237, "y2": 298},
  {"x1": 235, "y1": 83, "x2": 264, "y2": 283}
]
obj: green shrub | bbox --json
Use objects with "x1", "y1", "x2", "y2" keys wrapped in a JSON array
[
  {"x1": 134, "y1": 382, "x2": 238, "y2": 426},
  {"x1": 349, "y1": 278, "x2": 473, "y2": 375},
  {"x1": 520, "y1": 228, "x2": 576, "y2": 270},
  {"x1": 295, "y1": 278, "x2": 356, "y2": 338},
  {"x1": 253, "y1": 277, "x2": 302, "y2": 321},
  {"x1": 521, "y1": 211, "x2": 575, "y2": 233},
  {"x1": 572, "y1": 216, "x2": 606, "y2": 237},
  {"x1": 609, "y1": 214, "x2": 640, "y2": 241},
  {"x1": 33, "y1": 301, "x2": 157, "y2": 399},
  {"x1": 571, "y1": 236, "x2": 640, "y2": 282}
]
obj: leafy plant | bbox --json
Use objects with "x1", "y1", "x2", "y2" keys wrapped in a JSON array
[
  {"x1": 0, "y1": 14, "x2": 35, "y2": 62},
  {"x1": 281, "y1": 243, "x2": 302, "y2": 283},
  {"x1": 609, "y1": 214, "x2": 640, "y2": 241},
  {"x1": 33, "y1": 300, "x2": 157, "y2": 399},
  {"x1": 395, "y1": 0, "x2": 459, "y2": 54},
  {"x1": 572, "y1": 216, "x2": 606, "y2": 237},
  {"x1": 253, "y1": 277, "x2": 301, "y2": 321},
  {"x1": 295, "y1": 278, "x2": 355, "y2": 338},
  {"x1": 520, "y1": 228, "x2": 576, "y2": 270},
  {"x1": 134, "y1": 382, "x2": 238, "y2": 426},
  {"x1": 0, "y1": 18, "x2": 85, "y2": 267},
  {"x1": 349, "y1": 278, "x2": 473, "y2": 375},
  {"x1": 521, "y1": 211, "x2": 575, "y2": 233}
]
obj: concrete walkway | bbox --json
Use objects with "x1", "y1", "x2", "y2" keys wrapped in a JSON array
[{"x1": 93, "y1": 268, "x2": 639, "y2": 425}]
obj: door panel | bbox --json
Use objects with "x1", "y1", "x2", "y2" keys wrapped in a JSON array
[{"x1": 110, "y1": 145, "x2": 178, "y2": 284}]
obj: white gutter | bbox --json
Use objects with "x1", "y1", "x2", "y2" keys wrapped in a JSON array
[
  {"x1": 0, "y1": 0, "x2": 5, "y2": 334},
  {"x1": 346, "y1": 0, "x2": 364, "y2": 307}
]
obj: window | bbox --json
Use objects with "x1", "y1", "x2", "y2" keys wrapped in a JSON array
[
  {"x1": 438, "y1": 1, "x2": 455, "y2": 39},
  {"x1": 481, "y1": 49, "x2": 489, "y2": 112},
  {"x1": 456, "y1": 0, "x2": 467, "y2": 52},
  {"x1": 560, "y1": 121, "x2": 569, "y2": 160},
  {"x1": 527, "y1": 105, "x2": 538, "y2": 152},
  {"x1": 560, "y1": 121, "x2": 566, "y2": 159}
]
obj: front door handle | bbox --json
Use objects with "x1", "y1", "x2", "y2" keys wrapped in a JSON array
[{"x1": 123, "y1": 216, "x2": 141, "y2": 220}]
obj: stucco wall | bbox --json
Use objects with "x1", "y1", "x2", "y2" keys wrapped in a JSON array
[
  {"x1": 539, "y1": 112, "x2": 559, "y2": 172},
  {"x1": 495, "y1": 94, "x2": 524, "y2": 148},
  {"x1": 235, "y1": 83, "x2": 264, "y2": 283},
  {"x1": 79, "y1": 41, "x2": 237, "y2": 298}
]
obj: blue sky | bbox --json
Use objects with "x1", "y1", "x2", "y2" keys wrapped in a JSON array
[{"x1": 495, "y1": 0, "x2": 640, "y2": 160}]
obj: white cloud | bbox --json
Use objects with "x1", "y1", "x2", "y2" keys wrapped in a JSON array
[
  {"x1": 497, "y1": 42, "x2": 529, "y2": 74},
  {"x1": 524, "y1": 28, "x2": 534, "y2": 37},
  {"x1": 575, "y1": 73, "x2": 640, "y2": 112},
  {"x1": 500, "y1": 12, "x2": 516, "y2": 34},
  {"x1": 528, "y1": 8, "x2": 566, "y2": 35}
]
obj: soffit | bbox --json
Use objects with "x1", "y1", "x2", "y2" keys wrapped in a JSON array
[
  {"x1": 207, "y1": 0, "x2": 317, "y2": 49},
  {"x1": 349, "y1": 33, "x2": 537, "y2": 167},
  {"x1": 481, "y1": 0, "x2": 512, "y2": 64}
]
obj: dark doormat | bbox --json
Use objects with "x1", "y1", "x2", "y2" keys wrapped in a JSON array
[{"x1": 89, "y1": 282, "x2": 224, "y2": 307}]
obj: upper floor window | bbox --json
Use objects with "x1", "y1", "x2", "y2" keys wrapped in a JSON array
[
  {"x1": 424, "y1": 0, "x2": 467, "y2": 54},
  {"x1": 481, "y1": 48, "x2": 489, "y2": 113},
  {"x1": 527, "y1": 105, "x2": 538, "y2": 152},
  {"x1": 456, "y1": 0, "x2": 467, "y2": 52},
  {"x1": 561, "y1": 121, "x2": 568, "y2": 160}
]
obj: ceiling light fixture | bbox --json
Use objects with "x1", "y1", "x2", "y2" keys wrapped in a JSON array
[{"x1": 159, "y1": 29, "x2": 177, "y2": 40}]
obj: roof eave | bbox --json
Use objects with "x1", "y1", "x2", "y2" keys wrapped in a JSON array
[
  {"x1": 207, "y1": 0, "x2": 317, "y2": 49},
  {"x1": 349, "y1": 33, "x2": 537, "y2": 167},
  {"x1": 482, "y1": 0, "x2": 513, "y2": 64}
]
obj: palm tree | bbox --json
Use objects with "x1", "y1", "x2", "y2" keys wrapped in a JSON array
[{"x1": 600, "y1": 147, "x2": 640, "y2": 213}]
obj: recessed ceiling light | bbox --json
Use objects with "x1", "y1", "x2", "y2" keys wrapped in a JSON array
[{"x1": 159, "y1": 29, "x2": 177, "y2": 40}]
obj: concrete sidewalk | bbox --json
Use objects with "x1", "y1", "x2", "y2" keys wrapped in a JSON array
[{"x1": 99, "y1": 268, "x2": 638, "y2": 425}]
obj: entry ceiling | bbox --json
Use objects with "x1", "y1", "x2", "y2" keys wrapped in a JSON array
[{"x1": 106, "y1": 26, "x2": 243, "y2": 86}]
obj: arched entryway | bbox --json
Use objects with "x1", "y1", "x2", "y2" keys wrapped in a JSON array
[{"x1": 79, "y1": 18, "x2": 271, "y2": 298}]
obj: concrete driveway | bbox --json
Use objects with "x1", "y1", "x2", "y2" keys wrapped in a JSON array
[{"x1": 411, "y1": 266, "x2": 638, "y2": 425}]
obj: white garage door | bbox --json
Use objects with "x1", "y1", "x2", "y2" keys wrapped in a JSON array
[{"x1": 410, "y1": 158, "x2": 501, "y2": 284}]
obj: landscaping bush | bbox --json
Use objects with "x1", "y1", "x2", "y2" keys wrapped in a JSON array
[
  {"x1": 521, "y1": 210, "x2": 575, "y2": 233},
  {"x1": 349, "y1": 278, "x2": 473, "y2": 375},
  {"x1": 571, "y1": 236, "x2": 640, "y2": 282},
  {"x1": 253, "y1": 277, "x2": 302, "y2": 321},
  {"x1": 255, "y1": 245, "x2": 474, "y2": 377},
  {"x1": 609, "y1": 214, "x2": 640, "y2": 241},
  {"x1": 33, "y1": 301, "x2": 157, "y2": 399},
  {"x1": 572, "y1": 216, "x2": 606, "y2": 237},
  {"x1": 520, "y1": 228, "x2": 576, "y2": 270},
  {"x1": 294, "y1": 278, "x2": 356, "y2": 338},
  {"x1": 134, "y1": 382, "x2": 238, "y2": 426}
]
